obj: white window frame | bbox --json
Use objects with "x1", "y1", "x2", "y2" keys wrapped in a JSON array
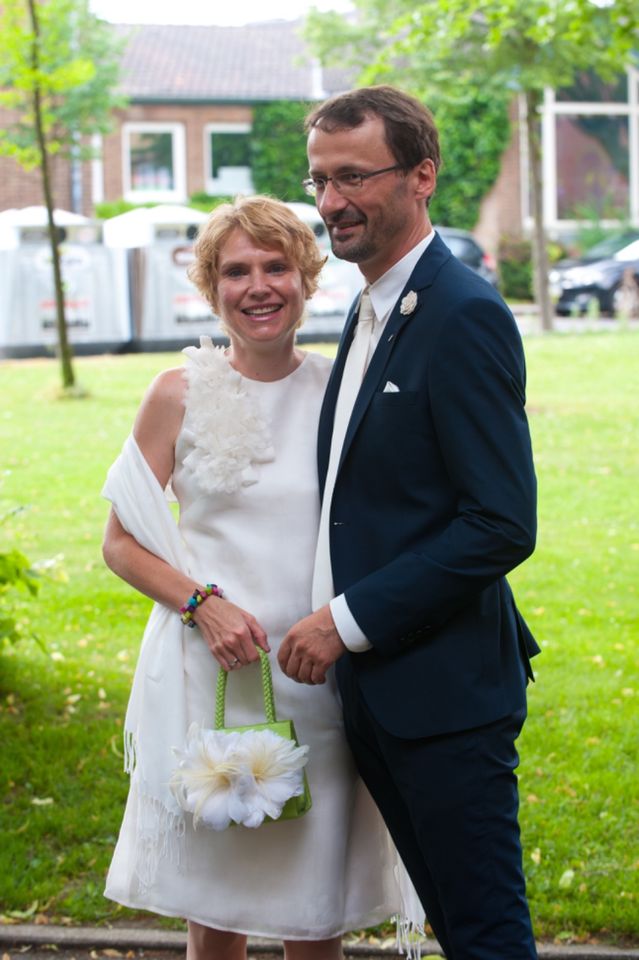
[
  {"x1": 523, "y1": 68, "x2": 639, "y2": 235},
  {"x1": 122, "y1": 122, "x2": 186, "y2": 203},
  {"x1": 204, "y1": 122, "x2": 253, "y2": 195}
]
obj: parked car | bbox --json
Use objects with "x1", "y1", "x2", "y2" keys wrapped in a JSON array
[
  {"x1": 436, "y1": 226, "x2": 499, "y2": 287},
  {"x1": 551, "y1": 230, "x2": 639, "y2": 316}
]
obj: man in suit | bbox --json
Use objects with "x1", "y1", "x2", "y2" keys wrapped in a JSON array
[{"x1": 278, "y1": 85, "x2": 539, "y2": 959}]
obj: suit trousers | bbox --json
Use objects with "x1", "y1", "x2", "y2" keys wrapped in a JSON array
[{"x1": 340, "y1": 668, "x2": 538, "y2": 960}]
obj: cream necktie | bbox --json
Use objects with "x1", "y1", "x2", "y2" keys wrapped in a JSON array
[{"x1": 312, "y1": 288, "x2": 376, "y2": 609}]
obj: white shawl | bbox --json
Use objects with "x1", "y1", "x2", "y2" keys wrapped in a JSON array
[{"x1": 102, "y1": 434, "x2": 189, "y2": 888}]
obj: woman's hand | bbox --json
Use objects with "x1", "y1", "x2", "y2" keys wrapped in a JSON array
[{"x1": 191, "y1": 596, "x2": 269, "y2": 672}]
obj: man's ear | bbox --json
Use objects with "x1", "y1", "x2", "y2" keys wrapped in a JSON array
[{"x1": 414, "y1": 158, "x2": 437, "y2": 205}]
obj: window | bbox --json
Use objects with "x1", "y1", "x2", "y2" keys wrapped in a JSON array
[
  {"x1": 556, "y1": 115, "x2": 629, "y2": 220},
  {"x1": 556, "y1": 69, "x2": 628, "y2": 104},
  {"x1": 532, "y1": 67, "x2": 639, "y2": 232},
  {"x1": 204, "y1": 123, "x2": 253, "y2": 195},
  {"x1": 123, "y1": 123, "x2": 186, "y2": 202}
]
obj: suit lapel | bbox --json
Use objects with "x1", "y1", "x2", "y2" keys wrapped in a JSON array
[
  {"x1": 338, "y1": 304, "x2": 415, "y2": 469},
  {"x1": 337, "y1": 234, "x2": 451, "y2": 469},
  {"x1": 319, "y1": 233, "x2": 452, "y2": 485}
]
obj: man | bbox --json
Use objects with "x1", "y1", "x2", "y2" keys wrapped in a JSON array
[{"x1": 278, "y1": 85, "x2": 539, "y2": 960}]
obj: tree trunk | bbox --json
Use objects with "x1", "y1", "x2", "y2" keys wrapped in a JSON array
[
  {"x1": 525, "y1": 89, "x2": 554, "y2": 332},
  {"x1": 27, "y1": 0, "x2": 76, "y2": 389}
]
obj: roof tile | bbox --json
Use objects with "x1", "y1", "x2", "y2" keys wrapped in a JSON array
[{"x1": 116, "y1": 21, "x2": 353, "y2": 101}]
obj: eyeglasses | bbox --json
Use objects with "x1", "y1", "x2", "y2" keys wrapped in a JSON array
[{"x1": 302, "y1": 164, "x2": 403, "y2": 197}]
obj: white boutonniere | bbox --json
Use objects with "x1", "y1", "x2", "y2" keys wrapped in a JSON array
[{"x1": 400, "y1": 290, "x2": 418, "y2": 315}]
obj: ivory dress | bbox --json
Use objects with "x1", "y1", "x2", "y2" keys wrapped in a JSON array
[{"x1": 103, "y1": 339, "x2": 404, "y2": 940}]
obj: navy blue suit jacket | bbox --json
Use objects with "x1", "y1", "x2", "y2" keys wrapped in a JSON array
[{"x1": 320, "y1": 233, "x2": 539, "y2": 740}]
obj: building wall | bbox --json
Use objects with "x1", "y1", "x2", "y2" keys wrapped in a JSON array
[
  {"x1": 0, "y1": 105, "x2": 109, "y2": 217},
  {"x1": 474, "y1": 99, "x2": 524, "y2": 255},
  {"x1": 100, "y1": 102, "x2": 254, "y2": 204},
  {"x1": 1, "y1": 95, "x2": 529, "y2": 241},
  {"x1": 0, "y1": 102, "x2": 255, "y2": 216}
]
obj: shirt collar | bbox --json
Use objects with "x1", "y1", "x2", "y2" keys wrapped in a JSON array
[{"x1": 368, "y1": 230, "x2": 435, "y2": 323}]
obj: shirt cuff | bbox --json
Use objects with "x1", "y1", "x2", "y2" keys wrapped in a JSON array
[{"x1": 329, "y1": 594, "x2": 373, "y2": 652}]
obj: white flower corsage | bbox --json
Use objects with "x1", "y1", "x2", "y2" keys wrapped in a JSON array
[
  {"x1": 400, "y1": 290, "x2": 418, "y2": 315},
  {"x1": 181, "y1": 336, "x2": 275, "y2": 494},
  {"x1": 170, "y1": 723, "x2": 309, "y2": 831}
]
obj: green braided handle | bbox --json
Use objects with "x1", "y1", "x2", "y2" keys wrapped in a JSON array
[{"x1": 214, "y1": 648, "x2": 277, "y2": 729}]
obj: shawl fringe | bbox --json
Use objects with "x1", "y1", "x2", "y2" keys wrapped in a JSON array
[{"x1": 132, "y1": 790, "x2": 186, "y2": 894}]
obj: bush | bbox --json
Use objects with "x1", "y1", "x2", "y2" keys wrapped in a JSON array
[
  {"x1": 0, "y1": 547, "x2": 40, "y2": 649},
  {"x1": 429, "y1": 92, "x2": 511, "y2": 231},
  {"x1": 251, "y1": 100, "x2": 312, "y2": 202},
  {"x1": 188, "y1": 193, "x2": 233, "y2": 213},
  {"x1": 94, "y1": 199, "x2": 158, "y2": 219},
  {"x1": 499, "y1": 236, "x2": 533, "y2": 300}
]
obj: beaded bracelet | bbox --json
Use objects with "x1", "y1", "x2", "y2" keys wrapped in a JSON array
[{"x1": 180, "y1": 583, "x2": 224, "y2": 628}]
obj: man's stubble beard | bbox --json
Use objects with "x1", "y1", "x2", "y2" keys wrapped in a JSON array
[
  {"x1": 329, "y1": 184, "x2": 409, "y2": 265},
  {"x1": 330, "y1": 231, "x2": 376, "y2": 264}
]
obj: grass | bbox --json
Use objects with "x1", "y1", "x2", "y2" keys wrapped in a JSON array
[{"x1": 0, "y1": 332, "x2": 637, "y2": 942}]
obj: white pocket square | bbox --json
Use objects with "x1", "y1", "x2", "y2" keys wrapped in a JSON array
[{"x1": 383, "y1": 380, "x2": 400, "y2": 393}]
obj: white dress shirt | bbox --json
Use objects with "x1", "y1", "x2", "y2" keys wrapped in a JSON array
[{"x1": 329, "y1": 231, "x2": 435, "y2": 652}]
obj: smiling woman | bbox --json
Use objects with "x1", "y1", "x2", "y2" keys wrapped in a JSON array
[{"x1": 187, "y1": 196, "x2": 326, "y2": 378}]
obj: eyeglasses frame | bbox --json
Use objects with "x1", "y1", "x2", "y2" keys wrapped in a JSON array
[{"x1": 301, "y1": 164, "x2": 404, "y2": 197}]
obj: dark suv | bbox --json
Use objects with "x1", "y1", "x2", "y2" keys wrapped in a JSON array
[{"x1": 551, "y1": 231, "x2": 639, "y2": 316}]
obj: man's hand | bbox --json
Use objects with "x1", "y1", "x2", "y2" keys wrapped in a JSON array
[{"x1": 278, "y1": 605, "x2": 347, "y2": 684}]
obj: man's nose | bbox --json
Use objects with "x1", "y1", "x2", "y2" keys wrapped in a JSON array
[{"x1": 316, "y1": 179, "x2": 348, "y2": 218}]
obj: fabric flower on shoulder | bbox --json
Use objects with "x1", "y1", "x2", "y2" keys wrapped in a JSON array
[{"x1": 181, "y1": 336, "x2": 275, "y2": 494}]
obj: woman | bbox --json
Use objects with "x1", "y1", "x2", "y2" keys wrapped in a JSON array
[{"x1": 102, "y1": 197, "x2": 405, "y2": 960}]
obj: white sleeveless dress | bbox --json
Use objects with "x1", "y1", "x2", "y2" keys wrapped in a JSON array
[{"x1": 104, "y1": 342, "x2": 404, "y2": 940}]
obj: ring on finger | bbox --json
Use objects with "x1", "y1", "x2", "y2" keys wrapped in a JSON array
[{"x1": 230, "y1": 657, "x2": 240, "y2": 667}]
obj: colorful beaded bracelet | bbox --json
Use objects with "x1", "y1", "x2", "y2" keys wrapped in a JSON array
[{"x1": 180, "y1": 583, "x2": 224, "y2": 628}]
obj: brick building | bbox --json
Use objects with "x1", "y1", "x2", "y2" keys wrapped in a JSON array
[
  {"x1": 0, "y1": 20, "x2": 637, "y2": 249},
  {"x1": 0, "y1": 20, "x2": 349, "y2": 218}
]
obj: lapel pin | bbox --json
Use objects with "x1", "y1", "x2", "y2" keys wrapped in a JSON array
[{"x1": 400, "y1": 290, "x2": 418, "y2": 316}]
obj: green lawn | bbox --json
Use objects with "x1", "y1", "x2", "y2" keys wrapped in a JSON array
[{"x1": 1, "y1": 332, "x2": 638, "y2": 942}]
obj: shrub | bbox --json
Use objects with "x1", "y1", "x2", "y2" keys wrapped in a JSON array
[
  {"x1": 0, "y1": 546, "x2": 40, "y2": 649},
  {"x1": 188, "y1": 193, "x2": 233, "y2": 213},
  {"x1": 430, "y1": 92, "x2": 511, "y2": 231},
  {"x1": 94, "y1": 199, "x2": 158, "y2": 219},
  {"x1": 251, "y1": 100, "x2": 312, "y2": 202},
  {"x1": 499, "y1": 236, "x2": 533, "y2": 300}
]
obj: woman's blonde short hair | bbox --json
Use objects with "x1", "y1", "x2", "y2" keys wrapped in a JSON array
[{"x1": 188, "y1": 195, "x2": 327, "y2": 315}]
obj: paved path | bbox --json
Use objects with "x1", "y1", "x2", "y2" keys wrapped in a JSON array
[{"x1": 1, "y1": 925, "x2": 639, "y2": 960}]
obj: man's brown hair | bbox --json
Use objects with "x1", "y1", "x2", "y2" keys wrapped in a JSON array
[{"x1": 305, "y1": 84, "x2": 441, "y2": 173}]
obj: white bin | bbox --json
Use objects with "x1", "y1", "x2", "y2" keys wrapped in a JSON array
[{"x1": 0, "y1": 207, "x2": 130, "y2": 358}]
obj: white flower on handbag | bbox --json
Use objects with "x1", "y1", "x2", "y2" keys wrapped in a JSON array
[
  {"x1": 170, "y1": 723, "x2": 309, "y2": 831},
  {"x1": 400, "y1": 290, "x2": 418, "y2": 315},
  {"x1": 232, "y1": 729, "x2": 309, "y2": 827}
]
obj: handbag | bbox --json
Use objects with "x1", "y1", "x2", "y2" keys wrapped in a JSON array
[{"x1": 171, "y1": 649, "x2": 312, "y2": 830}]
